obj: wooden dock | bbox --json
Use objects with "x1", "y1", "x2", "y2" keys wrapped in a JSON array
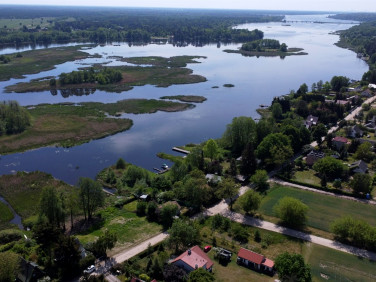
[
  {"x1": 153, "y1": 167, "x2": 170, "y2": 174},
  {"x1": 172, "y1": 147, "x2": 190, "y2": 154}
]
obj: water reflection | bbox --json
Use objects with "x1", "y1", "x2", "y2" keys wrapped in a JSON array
[{"x1": 50, "y1": 88, "x2": 97, "y2": 98}]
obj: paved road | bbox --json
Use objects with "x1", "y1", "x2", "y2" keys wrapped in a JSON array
[{"x1": 270, "y1": 178, "x2": 376, "y2": 205}]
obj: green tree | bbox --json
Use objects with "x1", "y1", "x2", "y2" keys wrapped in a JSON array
[
  {"x1": 204, "y1": 139, "x2": 219, "y2": 161},
  {"x1": 350, "y1": 173, "x2": 372, "y2": 194},
  {"x1": 222, "y1": 116, "x2": 256, "y2": 154},
  {"x1": 216, "y1": 177, "x2": 240, "y2": 210},
  {"x1": 122, "y1": 165, "x2": 148, "y2": 187},
  {"x1": 39, "y1": 186, "x2": 64, "y2": 228},
  {"x1": 275, "y1": 252, "x2": 312, "y2": 282},
  {"x1": 186, "y1": 147, "x2": 204, "y2": 171},
  {"x1": 274, "y1": 197, "x2": 308, "y2": 227},
  {"x1": 250, "y1": 169, "x2": 269, "y2": 191},
  {"x1": 91, "y1": 230, "x2": 118, "y2": 257},
  {"x1": 312, "y1": 124, "x2": 327, "y2": 146},
  {"x1": 240, "y1": 142, "x2": 257, "y2": 176},
  {"x1": 280, "y1": 43, "x2": 288, "y2": 52},
  {"x1": 170, "y1": 160, "x2": 189, "y2": 183},
  {"x1": 137, "y1": 201, "x2": 147, "y2": 216},
  {"x1": 298, "y1": 83, "x2": 308, "y2": 95},
  {"x1": 160, "y1": 203, "x2": 179, "y2": 229},
  {"x1": 330, "y1": 76, "x2": 349, "y2": 92},
  {"x1": 323, "y1": 81, "x2": 331, "y2": 93},
  {"x1": 256, "y1": 133, "x2": 293, "y2": 167},
  {"x1": 66, "y1": 190, "x2": 80, "y2": 233},
  {"x1": 240, "y1": 189, "x2": 261, "y2": 214},
  {"x1": 78, "y1": 177, "x2": 104, "y2": 221},
  {"x1": 146, "y1": 201, "x2": 158, "y2": 221},
  {"x1": 116, "y1": 158, "x2": 126, "y2": 169},
  {"x1": 313, "y1": 156, "x2": 346, "y2": 180},
  {"x1": 168, "y1": 219, "x2": 200, "y2": 252},
  {"x1": 0, "y1": 252, "x2": 20, "y2": 282},
  {"x1": 229, "y1": 158, "x2": 238, "y2": 176},
  {"x1": 188, "y1": 268, "x2": 215, "y2": 282},
  {"x1": 354, "y1": 142, "x2": 373, "y2": 162},
  {"x1": 271, "y1": 102, "x2": 283, "y2": 120}
]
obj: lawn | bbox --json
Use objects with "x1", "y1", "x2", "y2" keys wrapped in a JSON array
[
  {"x1": 76, "y1": 202, "x2": 163, "y2": 256},
  {"x1": 259, "y1": 185, "x2": 376, "y2": 232},
  {"x1": 304, "y1": 243, "x2": 376, "y2": 282},
  {"x1": 293, "y1": 169, "x2": 321, "y2": 186}
]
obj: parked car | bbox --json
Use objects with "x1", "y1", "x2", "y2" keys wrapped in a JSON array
[
  {"x1": 204, "y1": 245, "x2": 212, "y2": 252},
  {"x1": 84, "y1": 265, "x2": 96, "y2": 274}
]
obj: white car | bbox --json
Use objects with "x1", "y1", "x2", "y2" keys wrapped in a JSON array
[{"x1": 84, "y1": 265, "x2": 96, "y2": 274}]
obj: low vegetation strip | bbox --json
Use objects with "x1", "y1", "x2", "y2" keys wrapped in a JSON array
[
  {"x1": 160, "y1": 95, "x2": 207, "y2": 103},
  {"x1": 5, "y1": 55, "x2": 207, "y2": 93},
  {"x1": 114, "y1": 55, "x2": 206, "y2": 68},
  {"x1": 260, "y1": 185, "x2": 376, "y2": 232},
  {"x1": 0, "y1": 45, "x2": 96, "y2": 81}
]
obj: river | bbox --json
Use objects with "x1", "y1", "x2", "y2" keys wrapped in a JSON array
[{"x1": 0, "y1": 14, "x2": 369, "y2": 185}]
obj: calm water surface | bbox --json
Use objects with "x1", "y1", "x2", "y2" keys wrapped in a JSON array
[{"x1": 0, "y1": 14, "x2": 369, "y2": 185}]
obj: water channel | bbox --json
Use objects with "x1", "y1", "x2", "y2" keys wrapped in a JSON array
[{"x1": 0, "y1": 14, "x2": 369, "y2": 185}]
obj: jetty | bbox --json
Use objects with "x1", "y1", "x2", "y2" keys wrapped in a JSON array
[
  {"x1": 172, "y1": 147, "x2": 190, "y2": 155},
  {"x1": 153, "y1": 167, "x2": 170, "y2": 174}
]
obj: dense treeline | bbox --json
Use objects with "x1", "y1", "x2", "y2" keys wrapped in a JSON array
[
  {"x1": 58, "y1": 68, "x2": 122, "y2": 85},
  {"x1": 241, "y1": 39, "x2": 287, "y2": 52},
  {"x1": 0, "y1": 101, "x2": 31, "y2": 135},
  {"x1": 0, "y1": 7, "x2": 282, "y2": 45},
  {"x1": 330, "y1": 13, "x2": 376, "y2": 22}
]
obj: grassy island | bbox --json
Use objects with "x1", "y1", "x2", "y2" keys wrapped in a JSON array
[
  {"x1": 0, "y1": 99, "x2": 192, "y2": 154},
  {"x1": 0, "y1": 45, "x2": 97, "y2": 81},
  {"x1": 160, "y1": 95, "x2": 207, "y2": 103},
  {"x1": 5, "y1": 55, "x2": 207, "y2": 93}
]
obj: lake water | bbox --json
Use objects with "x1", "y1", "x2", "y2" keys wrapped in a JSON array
[{"x1": 0, "y1": 14, "x2": 369, "y2": 185}]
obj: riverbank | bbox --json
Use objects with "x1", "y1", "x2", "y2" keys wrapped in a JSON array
[
  {"x1": 0, "y1": 99, "x2": 192, "y2": 154},
  {"x1": 0, "y1": 45, "x2": 97, "y2": 81}
]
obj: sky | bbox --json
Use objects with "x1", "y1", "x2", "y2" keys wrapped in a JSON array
[{"x1": 0, "y1": 0, "x2": 375, "y2": 13}]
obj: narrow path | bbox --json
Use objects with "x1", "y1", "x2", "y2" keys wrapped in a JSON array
[
  {"x1": 270, "y1": 178, "x2": 376, "y2": 205},
  {"x1": 112, "y1": 232, "x2": 169, "y2": 264}
]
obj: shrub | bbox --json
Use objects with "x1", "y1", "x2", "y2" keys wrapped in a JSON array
[
  {"x1": 0, "y1": 229, "x2": 23, "y2": 244},
  {"x1": 274, "y1": 197, "x2": 308, "y2": 227}
]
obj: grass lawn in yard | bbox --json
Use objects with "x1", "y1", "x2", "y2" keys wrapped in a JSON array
[
  {"x1": 259, "y1": 185, "x2": 376, "y2": 232},
  {"x1": 304, "y1": 243, "x2": 376, "y2": 282},
  {"x1": 76, "y1": 202, "x2": 163, "y2": 256},
  {"x1": 293, "y1": 169, "x2": 321, "y2": 186}
]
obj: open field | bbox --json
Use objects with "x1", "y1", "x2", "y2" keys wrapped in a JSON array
[
  {"x1": 0, "y1": 171, "x2": 74, "y2": 220},
  {"x1": 0, "y1": 17, "x2": 54, "y2": 30},
  {"x1": 76, "y1": 202, "x2": 163, "y2": 257},
  {"x1": 304, "y1": 243, "x2": 376, "y2": 282},
  {"x1": 0, "y1": 45, "x2": 95, "y2": 81},
  {"x1": 259, "y1": 185, "x2": 376, "y2": 232},
  {"x1": 293, "y1": 169, "x2": 322, "y2": 186}
]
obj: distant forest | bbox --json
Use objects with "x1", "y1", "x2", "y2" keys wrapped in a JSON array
[
  {"x1": 330, "y1": 13, "x2": 376, "y2": 22},
  {"x1": 0, "y1": 6, "x2": 285, "y2": 46}
]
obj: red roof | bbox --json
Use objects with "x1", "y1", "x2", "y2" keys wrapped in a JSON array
[
  {"x1": 237, "y1": 248, "x2": 264, "y2": 265},
  {"x1": 262, "y1": 258, "x2": 275, "y2": 268},
  {"x1": 333, "y1": 136, "x2": 349, "y2": 143},
  {"x1": 172, "y1": 245, "x2": 214, "y2": 270}
]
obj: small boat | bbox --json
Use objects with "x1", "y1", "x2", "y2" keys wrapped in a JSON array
[{"x1": 161, "y1": 164, "x2": 169, "y2": 169}]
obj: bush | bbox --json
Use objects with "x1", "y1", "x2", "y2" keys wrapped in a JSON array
[
  {"x1": 231, "y1": 224, "x2": 249, "y2": 243},
  {"x1": 254, "y1": 230, "x2": 261, "y2": 242},
  {"x1": 79, "y1": 254, "x2": 95, "y2": 270},
  {"x1": 136, "y1": 201, "x2": 147, "y2": 216},
  {"x1": 274, "y1": 197, "x2": 308, "y2": 228},
  {"x1": 116, "y1": 158, "x2": 126, "y2": 169},
  {"x1": 0, "y1": 229, "x2": 23, "y2": 244}
]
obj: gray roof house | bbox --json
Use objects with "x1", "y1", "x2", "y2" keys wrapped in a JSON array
[
  {"x1": 347, "y1": 125, "x2": 364, "y2": 138},
  {"x1": 304, "y1": 115, "x2": 318, "y2": 129},
  {"x1": 349, "y1": 160, "x2": 368, "y2": 174}
]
